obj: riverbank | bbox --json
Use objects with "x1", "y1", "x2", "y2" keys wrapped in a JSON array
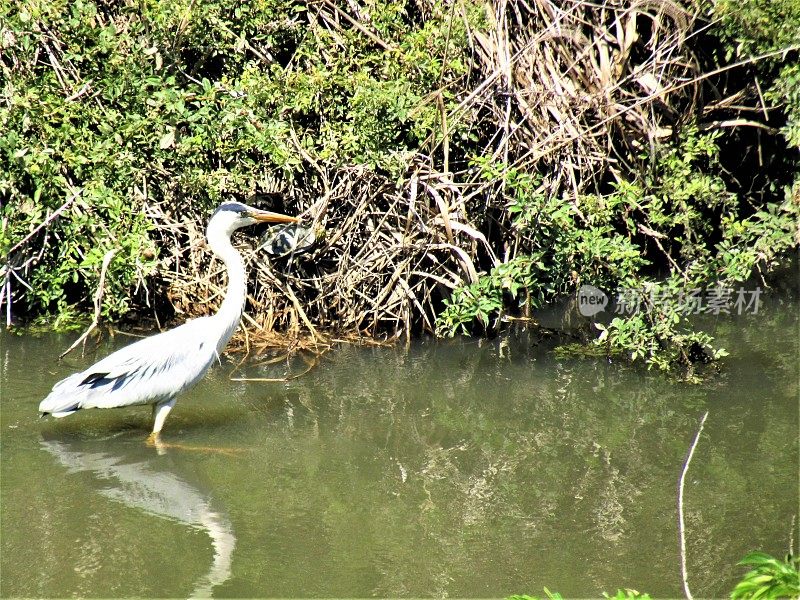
[{"x1": 2, "y1": 0, "x2": 798, "y2": 375}]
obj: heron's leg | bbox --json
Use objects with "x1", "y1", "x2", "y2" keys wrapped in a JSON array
[
  {"x1": 145, "y1": 398, "x2": 245, "y2": 455},
  {"x1": 152, "y1": 398, "x2": 176, "y2": 433},
  {"x1": 145, "y1": 398, "x2": 176, "y2": 447}
]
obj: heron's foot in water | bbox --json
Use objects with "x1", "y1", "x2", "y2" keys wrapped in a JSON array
[
  {"x1": 145, "y1": 432, "x2": 246, "y2": 456},
  {"x1": 145, "y1": 431, "x2": 168, "y2": 455}
]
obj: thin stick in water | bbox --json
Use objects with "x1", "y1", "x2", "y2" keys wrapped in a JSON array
[{"x1": 678, "y1": 410, "x2": 709, "y2": 600}]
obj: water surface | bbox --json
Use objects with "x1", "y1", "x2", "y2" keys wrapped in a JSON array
[{"x1": 1, "y1": 299, "x2": 797, "y2": 597}]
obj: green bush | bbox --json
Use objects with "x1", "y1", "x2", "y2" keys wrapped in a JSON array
[
  {"x1": 1, "y1": 0, "x2": 798, "y2": 374},
  {"x1": 0, "y1": 0, "x2": 480, "y2": 324},
  {"x1": 437, "y1": 127, "x2": 797, "y2": 374}
]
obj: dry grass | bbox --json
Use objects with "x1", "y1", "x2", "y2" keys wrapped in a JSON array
[
  {"x1": 465, "y1": 0, "x2": 701, "y2": 194},
  {"x1": 143, "y1": 0, "x2": 709, "y2": 350},
  {"x1": 149, "y1": 164, "x2": 490, "y2": 347}
]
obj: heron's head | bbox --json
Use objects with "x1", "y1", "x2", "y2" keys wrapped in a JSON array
[{"x1": 210, "y1": 201, "x2": 299, "y2": 235}]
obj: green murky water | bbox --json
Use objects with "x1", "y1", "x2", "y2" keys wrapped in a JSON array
[{"x1": 1, "y1": 300, "x2": 797, "y2": 598}]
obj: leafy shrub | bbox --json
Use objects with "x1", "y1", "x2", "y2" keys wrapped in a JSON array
[
  {"x1": 1, "y1": 0, "x2": 797, "y2": 373},
  {"x1": 437, "y1": 126, "x2": 797, "y2": 373},
  {"x1": 0, "y1": 0, "x2": 477, "y2": 325},
  {"x1": 731, "y1": 552, "x2": 800, "y2": 599}
]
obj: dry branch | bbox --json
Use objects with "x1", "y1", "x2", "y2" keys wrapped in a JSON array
[{"x1": 137, "y1": 0, "x2": 767, "y2": 349}]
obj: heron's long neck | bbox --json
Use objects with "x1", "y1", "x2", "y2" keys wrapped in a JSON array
[{"x1": 206, "y1": 225, "x2": 247, "y2": 353}]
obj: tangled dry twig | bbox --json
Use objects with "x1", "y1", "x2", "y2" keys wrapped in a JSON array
[{"x1": 141, "y1": 0, "x2": 725, "y2": 348}]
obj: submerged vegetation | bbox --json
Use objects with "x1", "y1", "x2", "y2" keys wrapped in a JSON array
[{"x1": 1, "y1": 0, "x2": 798, "y2": 373}]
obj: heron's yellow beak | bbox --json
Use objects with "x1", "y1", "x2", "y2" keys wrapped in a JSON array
[{"x1": 251, "y1": 210, "x2": 299, "y2": 224}]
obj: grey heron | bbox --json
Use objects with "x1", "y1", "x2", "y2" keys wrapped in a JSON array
[{"x1": 39, "y1": 201, "x2": 298, "y2": 444}]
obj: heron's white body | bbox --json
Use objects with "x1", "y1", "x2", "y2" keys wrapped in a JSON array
[
  {"x1": 38, "y1": 203, "x2": 294, "y2": 435},
  {"x1": 41, "y1": 318, "x2": 221, "y2": 416}
]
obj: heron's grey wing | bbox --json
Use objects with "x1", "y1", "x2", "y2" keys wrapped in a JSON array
[{"x1": 40, "y1": 318, "x2": 218, "y2": 415}]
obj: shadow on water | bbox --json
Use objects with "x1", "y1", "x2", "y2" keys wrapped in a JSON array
[{"x1": 38, "y1": 432, "x2": 236, "y2": 599}]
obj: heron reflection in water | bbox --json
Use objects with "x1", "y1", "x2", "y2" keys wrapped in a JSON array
[
  {"x1": 40, "y1": 434, "x2": 235, "y2": 598},
  {"x1": 39, "y1": 202, "x2": 300, "y2": 445}
]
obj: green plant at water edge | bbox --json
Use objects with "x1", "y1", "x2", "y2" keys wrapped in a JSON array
[
  {"x1": 731, "y1": 552, "x2": 800, "y2": 599},
  {"x1": 2, "y1": 0, "x2": 798, "y2": 359},
  {"x1": 0, "y1": 183, "x2": 156, "y2": 323},
  {"x1": 603, "y1": 590, "x2": 652, "y2": 600},
  {"x1": 436, "y1": 0, "x2": 800, "y2": 373},
  {"x1": 506, "y1": 558, "x2": 800, "y2": 600},
  {"x1": 436, "y1": 127, "x2": 797, "y2": 375}
]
